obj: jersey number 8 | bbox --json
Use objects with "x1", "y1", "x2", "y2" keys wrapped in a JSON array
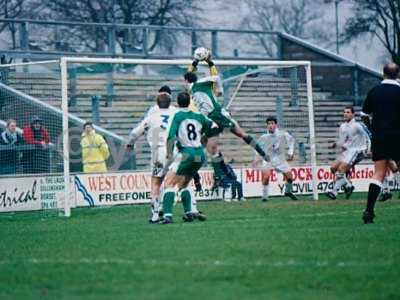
[{"x1": 187, "y1": 123, "x2": 197, "y2": 141}]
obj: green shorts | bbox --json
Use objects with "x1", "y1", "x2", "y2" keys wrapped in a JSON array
[
  {"x1": 172, "y1": 147, "x2": 205, "y2": 177},
  {"x1": 206, "y1": 108, "x2": 236, "y2": 137}
]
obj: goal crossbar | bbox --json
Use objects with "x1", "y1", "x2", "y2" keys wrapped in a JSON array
[{"x1": 60, "y1": 57, "x2": 311, "y2": 67}]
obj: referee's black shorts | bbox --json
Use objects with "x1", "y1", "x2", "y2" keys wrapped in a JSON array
[{"x1": 372, "y1": 138, "x2": 400, "y2": 161}]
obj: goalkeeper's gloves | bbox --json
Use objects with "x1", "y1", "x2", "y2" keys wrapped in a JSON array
[{"x1": 189, "y1": 59, "x2": 199, "y2": 72}]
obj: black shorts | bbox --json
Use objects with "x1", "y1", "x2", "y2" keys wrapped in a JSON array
[{"x1": 372, "y1": 139, "x2": 400, "y2": 162}]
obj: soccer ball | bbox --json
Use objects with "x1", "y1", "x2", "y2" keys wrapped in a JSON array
[{"x1": 193, "y1": 47, "x2": 210, "y2": 61}]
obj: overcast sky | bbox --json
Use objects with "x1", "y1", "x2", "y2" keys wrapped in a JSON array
[{"x1": 203, "y1": 1, "x2": 387, "y2": 72}]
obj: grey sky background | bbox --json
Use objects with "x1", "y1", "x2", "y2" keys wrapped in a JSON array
[{"x1": 203, "y1": 1, "x2": 387, "y2": 72}]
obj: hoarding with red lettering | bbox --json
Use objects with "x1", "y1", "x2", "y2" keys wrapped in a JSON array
[
  {"x1": 74, "y1": 169, "x2": 226, "y2": 207},
  {"x1": 0, "y1": 164, "x2": 389, "y2": 213},
  {"x1": 242, "y1": 165, "x2": 376, "y2": 197}
]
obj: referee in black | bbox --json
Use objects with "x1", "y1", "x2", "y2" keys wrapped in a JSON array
[{"x1": 361, "y1": 62, "x2": 400, "y2": 224}]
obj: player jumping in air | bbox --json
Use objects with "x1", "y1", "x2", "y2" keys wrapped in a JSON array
[
  {"x1": 326, "y1": 106, "x2": 370, "y2": 200},
  {"x1": 184, "y1": 52, "x2": 270, "y2": 184},
  {"x1": 252, "y1": 117, "x2": 297, "y2": 201},
  {"x1": 159, "y1": 91, "x2": 218, "y2": 224}
]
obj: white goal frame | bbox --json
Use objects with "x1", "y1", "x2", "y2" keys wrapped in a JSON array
[{"x1": 60, "y1": 57, "x2": 319, "y2": 217}]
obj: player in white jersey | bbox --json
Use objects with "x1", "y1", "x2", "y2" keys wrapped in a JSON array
[
  {"x1": 326, "y1": 106, "x2": 370, "y2": 200},
  {"x1": 252, "y1": 117, "x2": 297, "y2": 201},
  {"x1": 126, "y1": 90, "x2": 176, "y2": 223}
]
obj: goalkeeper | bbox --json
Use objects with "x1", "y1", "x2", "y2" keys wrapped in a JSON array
[{"x1": 184, "y1": 51, "x2": 270, "y2": 180}]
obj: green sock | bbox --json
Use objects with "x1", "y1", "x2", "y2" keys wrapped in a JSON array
[
  {"x1": 162, "y1": 191, "x2": 175, "y2": 217},
  {"x1": 180, "y1": 189, "x2": 192, "y2": 213}
]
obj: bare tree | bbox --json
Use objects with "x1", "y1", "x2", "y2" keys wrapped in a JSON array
[
  {"x1": 37, "y1": 0, "x2": 203, "y2": 54},
  {"x1": 342, "y1": 0, "x2": 400, "y2": 65},
  {"x1": 0, "y1": 0, "x2": 36, "y2": 48},
  {"x1": 240, "y1": 0, "x2": 332, "y2": 57}
]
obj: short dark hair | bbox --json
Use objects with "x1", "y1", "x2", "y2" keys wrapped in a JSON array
[
  {"x1": 184, "y1": 72, "x2": 197, "y2": 83},
  {"x1": 344, "y1": 106, "x2": 354, "y2": 113},
  {"x1": 177, "y1": 92, "x2": 191, "y2": 108},
  {"x1": 157, "y1": 93, "x2": 171, "y2": 109},
  {"x1": 83, "y1": 121, "x2": 93, "y2": 129},
  {"x1": 31, "y1": 115, "x2": 43, "y2": 124},
  {"x1": 266, "y1": 116, "x2": 277, "y2": 124},
  {"x1": 158, "y1": 85, "x2": 171, "y2": 95},
  {"x1": 383, "y1": 63, "x2": 399, "y2": 79}
]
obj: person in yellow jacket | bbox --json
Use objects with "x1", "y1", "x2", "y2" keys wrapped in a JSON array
[{"x1": 81, "y1": 122, "x2": 110, "y2": 173}]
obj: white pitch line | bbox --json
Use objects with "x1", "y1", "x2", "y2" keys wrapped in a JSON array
[{"x1": 0, "y1": 258, "x2": 393, "y2": 268}]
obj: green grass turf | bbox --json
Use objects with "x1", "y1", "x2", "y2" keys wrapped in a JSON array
[{"x1": 0, "y1": 193, "x2": 400, "y2": 300}]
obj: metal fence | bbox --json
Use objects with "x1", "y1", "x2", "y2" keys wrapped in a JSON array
[
  {"x1": 0, "y1": 18, "x2": 382, "y2": 104},
  {"x1": 0, "y1": 18, "x2": 280, "y2": 60}
]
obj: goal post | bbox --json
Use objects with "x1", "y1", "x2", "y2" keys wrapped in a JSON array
[
  {"x1": 305, "y1": 63, "x2": 318, "y2": 201},
  {"x1": 60, "y1": 58, "x2": 71, "y2": 217}
]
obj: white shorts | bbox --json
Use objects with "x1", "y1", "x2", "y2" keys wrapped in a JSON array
[
  {"x1": 151, "y1": 146, "x2": 167, "y2": 177},
  {"x1": 338, "y1": 149, "x2": 365, "y2": 166},
  {"x1": 169, "y1": 152, "x2": 181, "y2": 174},
  {"x1": 260, "y1": 157, "x2": 291, "y2": 174}
]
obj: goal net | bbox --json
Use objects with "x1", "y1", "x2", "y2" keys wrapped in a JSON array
[
  {"x1": 0, "y1": 60, "x2": 67, "y2": 216},
  {"x1": 0, "y1": 58, "x2": 318, "y2": 217}
]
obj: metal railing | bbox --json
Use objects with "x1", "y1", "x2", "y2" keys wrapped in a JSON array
[
  {"x1": 0, "y1": 143, "x2": 59, "y2": 175},
  {"x1": 0, "y1": 18, "x2": 280, "y2": 60},
  {"x1": 0, "y1": 18, "x2": 383, "y2": 105}
]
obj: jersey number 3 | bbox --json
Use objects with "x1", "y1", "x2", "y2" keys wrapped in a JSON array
[{"x1": 160, "y1": 115, "x2": 170, "y2": 129}]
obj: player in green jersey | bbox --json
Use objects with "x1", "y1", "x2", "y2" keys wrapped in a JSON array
[
  {"x1": 159, "y1": 91, "x2": 218, "y2": 224},
  {"x1": 184, "y1": 54, "x2": 269, "y2": 184}
]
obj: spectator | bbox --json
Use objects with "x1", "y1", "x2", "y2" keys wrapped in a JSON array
[
  {"x1": 217, "y1": 164, "x2": 244, "y2": 202},
  {"x1": 0, "y1": 119, "x2": 24, "y2": 175},
  {"x1": 23, "y1": 115, "x2": 51, "y2": 174},
  {"x1": 81, "y1": 122, "x2": 110, "y2": 173}
]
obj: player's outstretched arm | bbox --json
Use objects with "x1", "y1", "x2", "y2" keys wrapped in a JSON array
[
  {"x1": 187, "y1": 59, "x2": 199, "y2": 73},
  {"x1": 285, "y1": 132, "x2": 295, "y2": 160},
  {"x1": 126, "y1": 116, "x2": 149, "y2": 148},
  {"x1": 205, "y1": 55, "x2": 224, "y2": 96},
  {"x1": 166, "y1": 114, "x2": 180, "y2": 159}
]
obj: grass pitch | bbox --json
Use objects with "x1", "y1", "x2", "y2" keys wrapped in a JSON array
[{"x1": 0, "y1": 193, "x2": 399, "y2": 300}]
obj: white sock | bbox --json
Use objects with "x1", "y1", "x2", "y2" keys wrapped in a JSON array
[
  {"x1": 333, "y1": 173, "x2": 347, "y2": 195},
  {"x1": 189, "y1": 187, "x2": 199, "y2": 213},
  {"x1": 262, "y1": 184, "x2": 269, "y2": 200},
  {"x1": 344, "y1": 177, "x2": 352, "y2": 188},
  {"x1": 382, "y1": 177, "x2": 390, "y2": 193},
  {"x1": 151, "y1": 196, "x2": 160, "y2": 214},
  {"x1": 393, "y1": 171, "x2": 400, "y2": 187}
]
